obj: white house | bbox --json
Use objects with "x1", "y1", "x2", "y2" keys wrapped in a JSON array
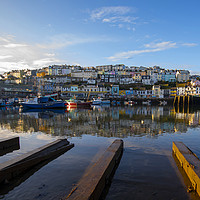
[
  {"x1": 136, "y1": 90, "x2": 153, "y2": 98},
  {"x1": 141, "y1": 75, "x2": 151, "y2": 85},
  {"x1": 152, "y1": 85, "x2": 164, "y2": 98},
  {"x1": 196, "y1": 87, "x2": 200, "y2": 96},
  {"x1": 185, "y1": 86, "x2": 196, "y2": 96},
  {"x1": 177, "y1": 87, "x2": 186, "y2": 96}
]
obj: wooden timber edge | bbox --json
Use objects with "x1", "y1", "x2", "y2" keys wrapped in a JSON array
[
  {"x1": 0, "y1": 137, "x2": 20, "y2": 156},
  {"x1": 0, "y1": 139, "x2": 74, "y2": 184},
  {"x1": 172, "y1": 141, "x2": 200, "y2": 196},
  {"x1": 0, "y1": 136, "x2": 19, "y2": 149},
  {"x1": 65, "y1": 139, "x2": 123, "y2": 200}
]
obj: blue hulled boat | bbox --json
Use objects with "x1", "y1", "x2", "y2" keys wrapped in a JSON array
[{"x1": 21, "y1": 97, "x2": 66, "y2": 109}]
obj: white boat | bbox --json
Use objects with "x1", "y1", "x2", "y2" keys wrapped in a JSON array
[
  {"x1": 92, "y1": 98, "x2": 110, "y2": 105},
  {"x1": 92, "y1": 98, "x2": 102, "y2": 105},
  {"x1": 142, "y1": 100, "x2": 151, "y2": 105}
]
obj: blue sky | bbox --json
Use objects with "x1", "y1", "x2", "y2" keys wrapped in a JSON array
[{"x1": 0, "y1": 0, "x2": 200, "y2": 74}]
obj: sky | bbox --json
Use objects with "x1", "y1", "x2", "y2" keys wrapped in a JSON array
[{"x1": 0, "y1": 0, "x2": 200, "y2": 74}]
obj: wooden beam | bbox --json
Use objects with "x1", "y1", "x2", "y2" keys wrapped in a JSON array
[
  {"x1": 0, "y1": 137, "x2": 20, "y2": 156},
  {"x1": 173, "y1": 141, "x2": 200, "y2": 196},
  {"x1": 0, "y1": 139, "x2": 74, "y2": 184},
  {"x1": 0, "y1": 137, "x2": 19, "y2": 150},
  {"x1": 66, "y1": 139, "x2": 123, "y2": 200}
]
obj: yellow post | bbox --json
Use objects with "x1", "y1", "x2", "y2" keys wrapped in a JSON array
[
  {"x1": 182, "y1": 96, "x2": 185, "y2": 113},
  {"x1": 177, "y1": 96, "x2": 180, "y2": 113},
  {"x1": 173, "y1": 95, "x2": 176, "y2": 106},
  {"x1": 187, "y1": 96, "x2": 190, "y2": 113},
  {"x1": 173, "y1": 141, "x2": 200, "y2": 197},
  {"x1": 87, "y1": 89, "x2": 91, "y2": 102}
]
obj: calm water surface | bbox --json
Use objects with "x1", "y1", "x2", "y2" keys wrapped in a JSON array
[{"x1": 0, "y1": 105, "x2": 200, "y2": 200}]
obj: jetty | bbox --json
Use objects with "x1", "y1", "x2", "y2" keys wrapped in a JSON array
[
  {"x1": 0, "y1": 139, "x2": 74, "y2": 184},
  {"x1": 0, "y1": 137, "x2": 20, "y2": 156},
  {"x1": 173, "y1": 141, "x2": 200, "y2": 197},
  {"x1": 65, "y1": 139, "x2": 123, "y2": 200}
]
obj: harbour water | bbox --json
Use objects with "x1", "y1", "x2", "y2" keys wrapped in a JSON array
[{"x1": 0, "y1": 105, "x2": 200, "y2": 200}]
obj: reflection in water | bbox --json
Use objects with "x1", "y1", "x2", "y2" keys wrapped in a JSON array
[
  {"x1": 1, "y1": 106, "x2": 200, "y2": 200},
  {"x1": 0, "y1": 142, "x2": 74, "y2": 196},
  {"x1": 0, "y1": 106, "x2": 200, "y2": 138}
]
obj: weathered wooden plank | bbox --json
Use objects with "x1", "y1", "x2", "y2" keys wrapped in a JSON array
[
  {"x1": 173, "y1": 141, "x2": 200, "y2": 196},
  {"x1": 0, "y1": 137, "x2": 20, "y2": 156},
  {"x1": 0, "y1": 139, "x2": 74, "y2": 184},
  {"x1": 0, "y1": 137, "x2": 19, "y2": 150},
  {"x1": 66, "y1": 139, "x2": 123, "y2": 200}
]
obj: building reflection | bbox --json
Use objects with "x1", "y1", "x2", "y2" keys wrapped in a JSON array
[{"x1": 0, "y1": 106, "x2": 200, "y2": 138}]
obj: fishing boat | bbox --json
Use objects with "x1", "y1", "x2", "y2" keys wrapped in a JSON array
[
  {"x1": 92, "y1": 98, "x2": 102, "y2": 105},
  {"x1": 20, "y1": 97, "x2": 66, "y2": 109},
  {"x1": 92, "y1": 98, "x2": 110, "y2": 105},
  {"x1": 142, "y1": 100, "x2": 151, "y2": 106},
  {"x1": 0, "y1": 98, "x2": 18, "y2": 107},
  {"x1": 66, "y1": 98, "x2": 92, "y2": 108},
  {"x1": 0, "y1": 99, "x2": 13, "y2": 107},
  {"x1": 77, "y1": 101, "x2": 92, "y2": 108},
  {"x1": 67, "y1": 101, "x2": 77, "y2": 107},
  {"x1": 66, "y1": 98, "x2": 77, "y2": 109}
]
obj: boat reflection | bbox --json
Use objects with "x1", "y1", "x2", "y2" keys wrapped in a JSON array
[
  {"x1": 21, "y1": 108, "x2": 66, "y2": 119},
  {"x1": 91, "y1": 104, "x2": 110, "y2": 111},
  {"x1": 67, "y1": 105, "x2": 93, "y2": 112}
]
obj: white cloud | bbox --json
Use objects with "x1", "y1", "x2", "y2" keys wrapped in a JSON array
[
  {"x1": 91, "y1": 6, "x2": 132, "y2": 20},
  {"x1": 182, "y1": 43, "x2": 198, "y2": 47},
  {"x1": 144, "y1": 41, "x2": 177, "y2": 49},
  {"x1": 37, "y1": 34, "x2": 111, "y2": 49},
  {"x1": 107, "y1": 41, "x2": 177, "y2": 61},
  {"x1": 0, "y1": 35, "x2": 15, "y2": 43},
  {"x1": 90, "y1": 6, "x2": 137, "y2": 31},
  {"x1": 0, "y1": 55, "x2": 13, "y2": 60},
  {"x1": 33, "y1": 58, "x2": 62, "y2": 66},
  {"x1": 3, "y1": 43, "x2": 27, "y2": 48},
  {"x1": 108, "y1": 40, "x2": 198, "y2": 61},
  {"x1": 0, "y1": 34, "x2": 62, "y2": 74},
  {"x1": 45, "y1": 53, "x2": 55, "y2": 57},
  {"x1": 102, "y1": 16, "x2": 137, "y2": 24},
  {"x1": 0, "y1": 33, "x2": 111, "y2": 74}
]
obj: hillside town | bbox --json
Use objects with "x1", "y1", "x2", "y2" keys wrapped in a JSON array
[{"x1": 0, "y1": 64, "x2": 200, "y2": 99}]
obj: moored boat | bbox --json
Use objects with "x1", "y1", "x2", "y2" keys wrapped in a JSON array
[
  {"x1": 77, "y1": 101, "x2": 92, "y2": 108},
  {"x1": 101, "y1": 99, "x2": 110, "y2": 104},
  {"x1": 92, "y1": 98, "x2": 102, "y2": 105},
  {"x1": 0, "y1": 98, "x2": 19, "y2": 107},
  {"x1": 92, "y1": 98, "x2": 110, "y2": 105},
  {"x1": 20, "y1": 97, "x2": 66, "y2": 109},
  {"x1": 66, "y1": 98, "x2": 92, "y2": 108},
  {"x1": 66, "y1": 98, "x2": 77, "y2": 108},
  {"x1": 142, "y1": 100, "x2": 151, "y2": 105}
]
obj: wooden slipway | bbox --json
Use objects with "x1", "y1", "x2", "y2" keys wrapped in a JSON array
[
  {"x1": 173, "y1": 141, "x2": 200, "y2": 196},
  {"x1": 0, "y1": 139, "x2": 74, "y2": 184},
  {"x1": 66, "y1": 139, "x2": 123, "y2": 200},
  {"x1": 0, "y1": 137, "x2": 20, "y2": 156}
]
